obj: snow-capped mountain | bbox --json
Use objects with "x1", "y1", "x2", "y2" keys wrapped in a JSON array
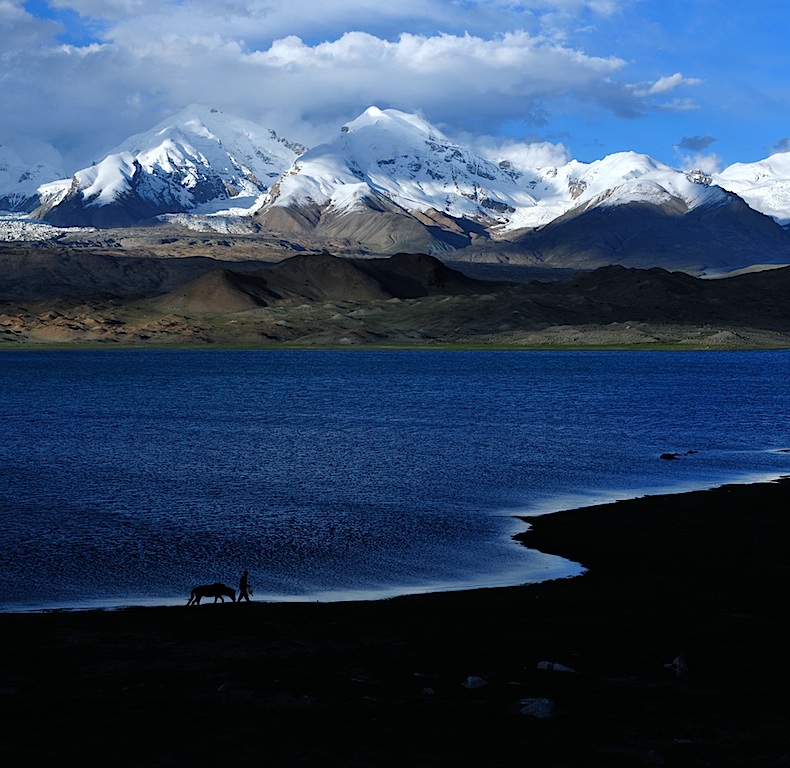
[
  {"x1": 254, "y1": 109, "x2": 757, "y2": 255},
  {"x1": 714, "y1": 151, "x2": 790, "y2": 227},
  {"x1": 463, "y1": 149, "x2": 790, "y2": 272},
  {"x1": 265, "y1": 106, "x2": 537, "y2": 222},
  {"x1": 0, "y1": 144, "x2": 64, "y2": 212},
  {"x1": 486, "y1": 182, "x2": 790, "y2": 273},
  {"x1": 254, "y1": 106, "x2": 544, "y2": 252},
  {"x1": 34, "y1": 105, "x2": 306, "y2": 227},
  {"x1": 498, "y1": 151, "x2": 728, "y2": 230},
  {"x1": 4, "y1": 104, "x2": 790, "y2": 272}
]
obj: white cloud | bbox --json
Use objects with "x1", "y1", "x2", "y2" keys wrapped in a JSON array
[
  {"x1": 657, "y1": 98, "x2": 701, "y2": 112},
  {"x1": 630, "y1": 72, "x2": 702, "y2": 97},
  {"x1": 474, "y1": 137, "x2": 573, "y2": 170},
  {"x1": 252, "y1": 30, "x2": 623, "y2": 82},
  {"x1": 677, "y1": 153, "x2": 722, "y2": 175},
  {"x1": 0, "y1": 0, "x2": 60, "y2": 44},
  {"x1": 648, "y1": 72, "x2": 702, "y2": 94},
  {"x1": 0, "y1": 9, "x2": 629, "y2": 171},
  {"x1": 675, "y1": 134, "x2": 721, "y2": 173}
]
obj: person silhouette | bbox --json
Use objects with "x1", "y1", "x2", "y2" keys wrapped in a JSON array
[{"x1": 238, "y1": 570, "x2": 252, "y2": 602}]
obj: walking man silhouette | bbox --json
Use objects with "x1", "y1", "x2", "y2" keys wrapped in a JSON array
[{"x1": 238, "y1": 570, "x2": 252, "y2": 602}]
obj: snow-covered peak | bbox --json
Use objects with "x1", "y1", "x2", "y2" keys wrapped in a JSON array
[
  {"x1": 75, "y1": 152, "x2": 139, "y2": 206},
  {"x1": 501, "y1": 151, "x2": 725, "y2": 229},
  {"x1": 715, "y1": 151, "x2": 790, "y2": 226},
  {"x1": 269, "y1": 112, "x2": 738, "y2": 233},
  {"x1": 0, "y1": 144, "x2": 64, "y2": 211},
  {"x1": 271, "y1": 105, "x2": 537, "y2": 222},
  {"x1": 341, "y1": 106, "x2": 436, "y2": 138},
  {"x1": 717, "y1": 150, "x2": 790, "y2": 184},
  {"x1": 10, "y1": 104, "x2": 790, "y2": 235},
  {"x1": 113, "y1": 104, "x2": 306, "y2": 201},
  {"x1": 32, "y1": 105, "x2": 306, "y2": 224},
  {"x1": 589, "y1": 156, "x2": 727, "y2": 211}
]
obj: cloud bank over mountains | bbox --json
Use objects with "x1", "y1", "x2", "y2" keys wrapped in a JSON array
[
  {"x1": 5, "y1": 0, "x2": 784, "y2": 178},
  {"x1": 3, "y1": 1, "x2": 631, "y2": 168}
]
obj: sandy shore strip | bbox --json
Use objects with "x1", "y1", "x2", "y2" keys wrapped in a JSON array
[{"x1": 2, "y1": 478, "x2": 789, "y2": 767}]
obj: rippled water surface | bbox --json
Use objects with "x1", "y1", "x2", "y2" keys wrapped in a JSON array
[{"x1": 1, "y1": 349, "x2": 788, "y2": 611}]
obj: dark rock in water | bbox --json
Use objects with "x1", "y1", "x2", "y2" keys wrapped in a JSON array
[{"x1": 660, "y1": 453, "x2": 680, "y2": 460}]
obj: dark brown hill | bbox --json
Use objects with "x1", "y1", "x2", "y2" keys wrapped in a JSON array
[
  {"x1": 251, "y1": 253, "x2": 394, "y2": 302},
  {"x1": 3, "y1": 248, "x2": 789, "y2": 347},
  {"x1": 148, "y1": 269, "x2": 280, "y2": 313},
  {"x1": 0, "y1": 243, "x2": 276, "y2": 301},
  {"x1": 523, "y1": 264, "x2": 790, "y2": 328},
  {"x1": 147, "y1": 252, "x2": 499, "y2": 312},
  {"x1": 355, "y1": 252, "x2": 495, "y2": 298}
]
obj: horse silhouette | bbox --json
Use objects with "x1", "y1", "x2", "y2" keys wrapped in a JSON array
[{"x1": 187, "y1": 582, "x2": 236, "y2": 606}]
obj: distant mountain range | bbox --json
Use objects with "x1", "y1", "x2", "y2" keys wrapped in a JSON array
[{"x1": 2, "y1": 104, "x2": 790, "y2": 273}]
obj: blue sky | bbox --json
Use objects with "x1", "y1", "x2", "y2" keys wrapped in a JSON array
[{"x1": 2, "y1": 0, "x2": 788, "y2": 174}]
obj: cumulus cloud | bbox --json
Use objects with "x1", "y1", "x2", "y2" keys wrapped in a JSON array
[
  {"x1": 675, "y1": 133, "x2": 723, "y2": 174},
  {"x1": 0, "y1": 0, "x2": 632, "y2": 172},
  {"x1": 677, "y1": 153, "x2": 722, "y2": 174},
  {"x1": 474, "y1": 137, "x2": 573, "y2": 170},
  {"x1": 252, "y1": 30, "x2": 623, "y2": 84},
  {"x1": 674, "y1": 136, "x2": 720, "y2": 173}
]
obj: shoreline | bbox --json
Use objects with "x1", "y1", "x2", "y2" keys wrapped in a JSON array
[
  {"x1": 3, "y1": 478, "x2": 790, "y2": 766},
  {"x1": 3, "y1": 471, "x2": 787, "y2": 615},
  {"x1": 4, "y1": 470, "x2": 786, "y2": 615},
  {"x1": 3, "y1": 340, "x2": 790, "y2": 351}
]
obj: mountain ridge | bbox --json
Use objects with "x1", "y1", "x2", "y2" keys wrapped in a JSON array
[{"x1": 3, "y1": 105, "x2": 790, "y2": 274}]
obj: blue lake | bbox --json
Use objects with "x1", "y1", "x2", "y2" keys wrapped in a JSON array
[{"x1": 1, "y1": 349, "x2": 788, "y2": 612}]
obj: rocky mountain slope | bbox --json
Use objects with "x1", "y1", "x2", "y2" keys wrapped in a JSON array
[
  {"x1": 457, "y1": 185, "x2": 790, "y2": 272},
  {"x1": 254, "y1": 107, "x2": 536, "y2": 252}
]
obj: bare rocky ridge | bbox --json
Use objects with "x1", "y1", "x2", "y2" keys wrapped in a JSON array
[{"x1": 254, "y1": 191, "x2": 454, "y2": 255}]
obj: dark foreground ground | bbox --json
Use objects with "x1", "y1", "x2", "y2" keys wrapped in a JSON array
[{"x1": 2, "y1": 479, "x2": 789, "y2": 767}]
